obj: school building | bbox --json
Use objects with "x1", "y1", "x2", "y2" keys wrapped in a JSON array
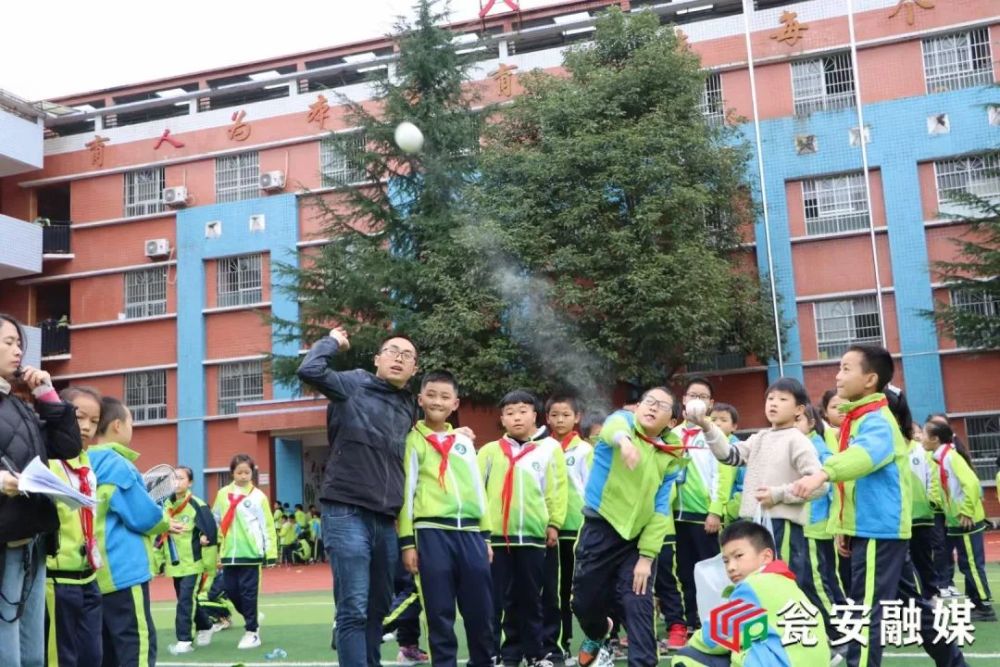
[{"x1": 0, "y1": 0, "x2": 998, "y2": 507}]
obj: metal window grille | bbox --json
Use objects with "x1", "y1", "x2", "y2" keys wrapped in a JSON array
[
  {"x1": 700, "y1": 73, "x2": 724, "y2": 127},
  {"x1": 217, "y1": 254, "x2": 263, "y2": 307},
  {"x1": 320, "y1": 133, "x2": 366, "y2": 187},
  {"x1": 966, "y1": 414, "x2": 1000, "y2": 482},
  {"x1": 215, "y1": 152, "x2": 260, "y2": 203},
  {"x1": 923, "y1": 28, "x2": 993, "y2": 94},
  {"x1": 218, "y1": 360, "x2": 264, "y2": 415},
  {"x1": 814, "y1": 296, "x2": 882, "y2": 359},
  {"x1": 934, "y1": 154, "x2": 1000, "y2": 205},
  {"x1": 124, "y1": 168, "x2": 165, "y2": 217},
  {"x1": 951, "y1": 288, "x2": 1000, "y2": 348},
  {"x1": 791, "y1": 53, "x2": 856, "y2": 116},
  {"x1": 687, "y1": 349, "x2": 746, "y2": 372},
  {"x1": 802, "y1": 173, "x2": 870, "y2": 235},
  {"x1": 124, "y1": 267, "x2": 167, "y2": 319},
  {"x1": 125, "y1": 370, "x2": 167, "y2": 423}
]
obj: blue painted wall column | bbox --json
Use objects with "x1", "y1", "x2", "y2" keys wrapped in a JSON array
[{"x1": 274, "y1": 438, "x2": 304, "y2": 507}]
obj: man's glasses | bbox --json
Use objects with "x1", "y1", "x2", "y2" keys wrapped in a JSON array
[
  {"x1": 640, "y1": 396, "x2": 673, "y2": 412},
  {"x1": 380, "y1": 346, "x2": 416, "y2": 362}
]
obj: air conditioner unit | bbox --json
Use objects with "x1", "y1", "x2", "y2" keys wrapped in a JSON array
[
  {"x1": 162, "y1": 186, "x2": 188, "y2": 207},
  {"x1": 259, "y1": 170, "x2": 285, "y2": 191},
  {"x1": 144, "y1": 238, "x2": 171, "y2": 259}
]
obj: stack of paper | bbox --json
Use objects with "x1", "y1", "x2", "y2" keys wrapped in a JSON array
[{"x1": 17, "y1": 457, "x2": 96, "y2": 510}]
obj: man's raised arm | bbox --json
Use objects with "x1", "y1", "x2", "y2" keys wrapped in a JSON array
[{"x1": 297, "y1": 328, "x2": 360, "y2": 401}]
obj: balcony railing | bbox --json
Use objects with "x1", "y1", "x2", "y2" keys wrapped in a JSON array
[
  {"x1": 41, "y1": 221, "x2": 71, "y2": 254},
  {"x1": 40, "y1": 319, "x2": 70, "y2": 357}
]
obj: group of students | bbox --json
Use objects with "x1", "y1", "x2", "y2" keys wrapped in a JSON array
[
  {"x1": 275, "y1": 502, "x2": 324, "y2": 566},
  {"x1": 42, "y1": 384, "x2": 286, "y2": 665}
]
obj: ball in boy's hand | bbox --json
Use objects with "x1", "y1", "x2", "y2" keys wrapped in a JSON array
[
  {"x1": 685, "y1": 398, "x2": 707, "y2": 421},
  {"x1": 394, "y1": 122, "x2": 424, "y2": 154}
]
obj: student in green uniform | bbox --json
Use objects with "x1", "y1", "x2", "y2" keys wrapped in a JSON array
[
  {"x1": 279, "y1": 516, "x2": 297, "y2": 566},
  {"x1": 542, "y1": 394, "x2": 592, "y2": 660},
  {"x1": 45, "y1": 386, "x2": 104, "y2": 667},
  {"x1": 294, "y1": 504, "x2": 309, "y2": 539},
  {"x1": 479, "y1": 389, "x2": 567, "y2": 667},
  {"x1": 924, "y1": 421, "x2": 995, "y2": 622},
  {"x1": 572, "y1": 387, "x2": 685, "y2": 667},
  {"x1": 165, "y1": 466, "x2": 219, "y2": 655},
  {"x1": 212, "y1": 454, "x2": 278, "y2": 650},
  {"x1": 310, "y1": 510, "x2": 324, "y2": 563},
  {"x1": 272, "y1": 501, "x2": 283, "y2": 525},
  {"x1": 672, "y1": 521, "x2": 831, "y2": 667}
]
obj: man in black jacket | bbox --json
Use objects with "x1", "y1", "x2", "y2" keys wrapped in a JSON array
[{"x1": 298, "y1": 327, "x2": 418, "y2": 667}]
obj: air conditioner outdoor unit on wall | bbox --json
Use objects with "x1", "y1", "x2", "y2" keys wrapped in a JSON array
[
  {"x1": 259, "y1": 171, "x2": 285, "y2": 191},
  {"x1": 145, "y1": 238, "x2": 171, "y2": 259},
  {"x1": 162, "y1": 186, "x2": 188, "y2": 207}
]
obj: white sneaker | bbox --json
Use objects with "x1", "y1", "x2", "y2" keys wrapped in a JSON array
[
  {"x1": 212, "y1": 617, "x2": 231, "y2": 632},
  {"x1": 237, "y1": 631, "x2": 261, "y2": 649},
  {"x1": 169, "y1": 641, "x2": 194, "y2": 655},
  {"x1": 196, "y1": 629, "x2": 214, "y2": 647},
  {"x1": 383, "y1": 630, "x2": 398, "y2": 643},
  {"x1": 594, "y1": 647, "x2": 615, "y2": 667}
]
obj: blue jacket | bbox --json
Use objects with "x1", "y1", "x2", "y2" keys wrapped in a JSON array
[{"x1": 90, "y1": 443, "x2": 168, "y2": 594}]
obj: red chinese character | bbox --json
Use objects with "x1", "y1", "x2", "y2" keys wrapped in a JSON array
[
  {"x1": 770, "y1": 11, "x2": 809, "y2": 47},
  {"x1": 479, "y1": 0, "x2": 520, "y2": 19},
  {"x1": 153, "y1": 129, "x2": 185, "y2": 150},
  {"x1": 85, "y1": 135, "x2": 110, "y2": 167},
  {"x1": 227, "y1": 110, "x2": 251, "y2": 142},
  {"x1": 307, "y1": 95, "x2": 331, "y2": 129},
  {"x1": 490, "y1": 63, "x2": 519, "y2": 97}
]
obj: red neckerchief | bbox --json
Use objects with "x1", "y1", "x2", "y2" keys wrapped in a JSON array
[
  {"x1": 498, "y1": 437, "x2": 537, "y2": 545},
  {"x1": 836, "y1": 398, "x2": 888, "y2": 522},
  {"x1": 62, "y1": 461, "x2": 98, "y2": 570},
  {"x1": 158, "y1": 492, "x2": 193, "y2": 549},
  {"x1": 559, "y1": 431, "x2": 579, "y2": 452},
  {"x1": 220, "y1": 488, "x2": 250, "y2": 537},
  {"x1": 423, "y1": 432, "x2": 457, "y2": 489},
  {"x1": 938, "y1": 443, "x2": 955, "y2": 502},
  {"x1": 681, "y1": 426, "x2": 702, "y2": 448},
  {"x1": 636, "y1": 432, "x2": 685, "y2": 457}
]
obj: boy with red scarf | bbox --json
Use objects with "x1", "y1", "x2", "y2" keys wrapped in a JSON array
[
  {"x1": 793, "y1": 345, "x2": 968, "y2": 667},
  {"x1": 479, "y1": 389, "x2": 567, "y2": 667}
]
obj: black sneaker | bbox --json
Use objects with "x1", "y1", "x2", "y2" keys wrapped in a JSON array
[{"x1": 972, "y1": 606, "x2": 997, "y2": 622}]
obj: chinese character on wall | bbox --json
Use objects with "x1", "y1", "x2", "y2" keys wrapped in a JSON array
[
  {"x1": 490, "y1": 63, "x2": 519, "y2": 97},
  {"x1": 770, "y1": 11, "x2": 809, "y2": 47},
  {"x1": 307, "y1": 94, "x2": 331, "y2": 130},
  {"x1": 228, "y1": 110, "x2": 251, "y2": 141},
  {"x1": 889, "y1": 0, "x2": 935, "y2": 26},
  {"x1": 154, "y1": 129, "x2": 185, "y2": 150},
  {"x1": 85, "y1": 135, "x2": 110, "y2": 167}
]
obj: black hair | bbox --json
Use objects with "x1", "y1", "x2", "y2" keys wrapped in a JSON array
[
  {"x1": 177, "y1": 466, "x2": 194, "y2": 482},
  {"x1": 720, "y1": 520, "x2": 776, "y2": 555},
  {"x1": 580, "y1": 411, "x2": 607, "y2": 435},
  {"x1": 229, "y1": 453, "x2": 256, "y2": 473},
  {"x1": 927, "y1": 412, "x2": 949, "y2": 425},
  {"x1": 499, "y1": 389, "x2": 539, "y2": 412},
  {"x1": 379, "y1": 333, "x2": 417, "y2": 357},
  {"x1": 60, "y1": 386, "x2": 102, "y2": 405},
  {"x1": 683, "y1": 376, "x2": 714, "y2": 399},
  {"x1": 545, "y1": 394, "x2": 581, "y2": 415},
  {"x1": 847, "y1": 344, "x2": 894, "y2": 392},
  {"x1": 925, "y1": 420, "x2": 954, "y2": 445},
  {"x1": 295, "y1": 503, "x2": 303, "y2": 510},
  {"x1": 804, "y1": 405, "x2": 826, "y2": 438},
  {"x1": 711, "y1": 402, "x2": 740, "y2": 425},
  {"x1": 642, "y1": 386, "x2": 682, "y2": 421},
  {"x1": 420, "y1": 369, "x2": 458, "y2": 393},
  {"x1": 820, "y1": 389, "x2": 839, "y2": 413},
  {"x1": 765, "y1": 377, "x2": 809, "y2": 406},
  {"x1": 97, "y1": 396, "x2": 130, "y2": 435},
  {"x1": 0, "y1": 313, "x2": 27, "y2": 362},
  {"x1": 885, "y1": 386, "x2": 913, "y2": 441}
]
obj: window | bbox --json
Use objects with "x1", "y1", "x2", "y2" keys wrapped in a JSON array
[
  {"x1": 218, "y1": 360, "x2": 263, "y2": 415},
  {"x1": 125, "y1": 370, "x2": 167, "y2": 422},
  {"x1": 215, "y1": 151, "x2": 259, "y2": 203},
  {"x1": 802, "y1": 173, "x2": 870, "y2": 235},
  {"x1": 934, "y1": 154, "x2": 1000, "y2": 205},
  {"x1": 217, "y1": 253, "x2": 263, "y2": 307},
  {"x1": 321, "y1": 132, "x2": 366, "y2": 187},
  {"x1": 814, "y1": 296, "x2": 882, "y2": 358},
  {"x1": 965, "y1": 413, "x2": 1000, "y2": 482},
  {"x1": 791, "y1": 53, "x2": 855, "y2": 115},
  {"x1": 124, "y1": 267, "x2": 167, "y2": 319},
  {"x1": 923, "y1": 28, "x2": 993, "y2": 94},
  {"x1": 950, "y1": 288, "x2": 1000, "y2": 347},
  {"x1": 124, "y1": 168, "x2": 165, "y2": 217},
  {"x1": 700, "y1": 73, "x2": 724, "y2": 126}
]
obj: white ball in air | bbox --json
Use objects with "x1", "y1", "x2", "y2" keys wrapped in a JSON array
[
  {"x1": 394, "y1": 122, "x2": 424, "y2": 154},
  {"x1": 686, "y1": 398, "x2": 707, "y2": 420}
]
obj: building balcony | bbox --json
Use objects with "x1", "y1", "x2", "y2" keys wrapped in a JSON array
[
  {"x1": 0, "y1": 91, "x2": 44, "y2": 177},
  {"x1": 40, "y1": 319, "x2": 70, "y2": 358},
  {"x1": 41, "y1": 221, "x2": 72, "y2": 256},
  {"x1": 0, "y1": 214, "x2": 42, "y2": 279}
]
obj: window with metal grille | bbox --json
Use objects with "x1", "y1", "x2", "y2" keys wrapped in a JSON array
[
  {"x1": 950, "y1": 288, "x2": 1000, "y2": 347},
  {"x1": 966, "y1": 413, "x2": 1000, "y2": 482},
  {"x1": 217, "y1": 253, "x2": 263, "y2": 307},
  {"x1": 802, "y1": 173, "x2": 870, "y2": 235},
  {"x1": 215, "y1": 151, "x2": 260, "y2": 203},
  {"x1": 814, "y1": 296, "x2": 882, "y2": 359},
  {"x1": 124, "y1": 267, "x2": 167, "y2": 319},
  {"x1": 124, "y1": 168, "x2": 165, "y2": 217},
  {"x1": 700, "y1": 73, "x2": 724, "y2": 127},
  {"x1": 125, "y1": 370, "x2": 167, "y2": 423},
  {"x1": 218, "y1": 360, "x2": 263, "y2": 415},
  {"x1": 934, "y1": 153, "x2": 1000, "y2": 205},
  {"x1": 791, "y1": 53, "x2": 856, "y2": 116},
  {"x1": 321, "y1": 132, "x2": 366, "y2": 187},
  {"x1": 923, "y1": 28, "x2": 993, "y2": 94}
]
